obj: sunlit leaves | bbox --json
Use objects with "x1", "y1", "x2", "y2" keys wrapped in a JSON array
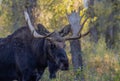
[
  {"x1": 35, "y1": 0, "x2": 84, "y2": 30},
  {"x1": 94, "y1": 1, "x2": 112, "y2": 17}
]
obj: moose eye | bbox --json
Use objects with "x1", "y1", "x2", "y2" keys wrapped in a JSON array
[{"x1": 51, "y1": 44, "x2": 56, "y2": 49}]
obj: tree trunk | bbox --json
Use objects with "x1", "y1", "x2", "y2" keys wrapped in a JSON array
[
  {"x1": 105, "y1": 26, "x2": 114, "y2": 48},
  {"x1": 90, "y1": 27, "x2": 98, "y2": 43},
  {"x1": 105, "y1": 13, "x2": 115, "y2": 49},
  {"x1": 87, "y1": 0, "x2": 99, "y2": 43},
  {"x1": 70, "y1": 40, "x2": 84, "y2": 80},
  {"x1": 105, "y1": 7, "x2": 116, "y2": 49},
  {"x1": 70, "y1": 40, "x2": 83, "y2": 70},
  {"x1": 11, "y1": 0, "x2": 20, "y2": 31},
  {"x1": 88, "y1": 0, "x2": 94, "y2": 18},
  {"x1": 66, "y1": 8, "x2": 89, "y2": 81}
]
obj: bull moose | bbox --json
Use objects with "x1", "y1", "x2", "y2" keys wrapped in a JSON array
[
  {"x1": 0, "y1": 12, "x2": 69, "y2": 81},
  {"x1": 0, "y1": 8, "x2": 89, "y2": 81},
  {"x1": 0, "y1": 24, "x2": 60, "y2": 80}
]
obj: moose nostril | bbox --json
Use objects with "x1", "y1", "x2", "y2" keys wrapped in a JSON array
[
  {"x1": 60, "y1": 58, "x2": 68, "y2": 62},
  {"x1": 59, "y1": 61, "x2": 69, "y2": 70},
  {"x1": 50, "y1": 74, "x2": 56, "y2": 79}
]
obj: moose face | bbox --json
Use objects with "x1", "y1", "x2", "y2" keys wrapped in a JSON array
[{"x1": 45, "y1": 32, "x2": 69, "y2": 71}]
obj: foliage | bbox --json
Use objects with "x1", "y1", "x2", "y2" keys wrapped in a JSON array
[
  {"x1": 0, "y1": 0, "x2": 120, "y2": 81},
  {"x1": 0, "y1": 0, "x2": 26, "y2": 36},
  {"x1": 0, "y1": 0, "x2": 12, "y2": 37},
  {"x1": 31, "y1": 37, "x2": 120, "y2": 81},
  {"x1": 88, "y1": 0, "x2": 120, "y2": 48},
  {"x1": 35, "y1": 0, "x2": 83, "y2": 31},
  {"x1": 81, "y1": 37, "x2": 120, "y2": 81}
]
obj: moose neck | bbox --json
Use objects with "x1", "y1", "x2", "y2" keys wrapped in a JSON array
[{"x1": 31, "y1": 38, "x2": 47, "y2": 64}]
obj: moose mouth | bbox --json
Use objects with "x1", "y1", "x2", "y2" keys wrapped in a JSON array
[
  {"x1": 61, "y1": 66, "x2": 69, "y2": 70},
  {"x1": 59, "y1": 62, "x2": 69, "y2": 70}
]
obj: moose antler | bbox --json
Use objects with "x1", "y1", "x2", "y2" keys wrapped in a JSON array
[
  {"x1": 24, "y1": 10, "x2": 53, "y2": 38},
  {"x1": 64, "y1": 8, "x2": 89, "y2": 40},
  {"x1": 66, "y1": 10, "x2": 81, "y2": 36},
  {"x1": 24, "y1": 10, "x2": 45, "y2": 38}
]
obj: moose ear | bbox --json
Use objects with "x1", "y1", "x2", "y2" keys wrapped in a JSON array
[
  {"x1": 37, "y1": 24, "x2": 50, "y2": 35},
  {"x1": 58, "y1": 24, "x2": 71, "y2": 37}
]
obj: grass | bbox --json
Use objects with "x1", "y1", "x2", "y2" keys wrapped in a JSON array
[{"x1": 40, "y1": 37, "x2": 120, "y2": 81}]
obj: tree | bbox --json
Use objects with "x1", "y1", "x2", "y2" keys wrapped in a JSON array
[
  {"x1": 64, "y1": 9, "x2": 89, "y2": 80},
  {"x1": 84, "y1": 0, "x2": 120, "y2": 48}
]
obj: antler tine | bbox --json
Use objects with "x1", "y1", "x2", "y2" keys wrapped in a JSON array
[
  {"x1": 80, "y1": 30, "x2": 90, "y2": 38},
  {"x1": 79, "y1": 17, "x2": 89, "y2": 33},
  {"x1": 24, "y1": 10, "x2": 53, "y2": 38},
  {"x1": 64, "y1": 35, "x2": 81, "y2": 40},
  {"x1": 65, "y1": 30, "x2": 90, "y2": 41},
  {"x1": 24, "y1": 10, "x2": 37, "y2": 35},
  {"x1": 64, "y1": 6, "x2": 89, "y2": 41},
  {"x1": 63, "y1": 16, "x2": 89, "y2": 41}
]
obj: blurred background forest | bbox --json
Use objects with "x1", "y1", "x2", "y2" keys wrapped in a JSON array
[{"x1": 0, "y1": 0, "x2": 120, "y2": 81}]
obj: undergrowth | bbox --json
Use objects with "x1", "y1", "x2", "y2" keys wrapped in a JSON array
[{"x1": 40, "y1": 37, "x2": 120, "y2": 81}]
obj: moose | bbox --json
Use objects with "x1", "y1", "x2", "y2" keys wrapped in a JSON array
[
  {"x1": 0, "y1": 26, "x2": 65, "y2": 81},
  {"x1": 0, "y1": 12, "x2": 68, "y2": 81},
  {"x1": 0, "y1": 8, "x2": 89, "y2": 81}
]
